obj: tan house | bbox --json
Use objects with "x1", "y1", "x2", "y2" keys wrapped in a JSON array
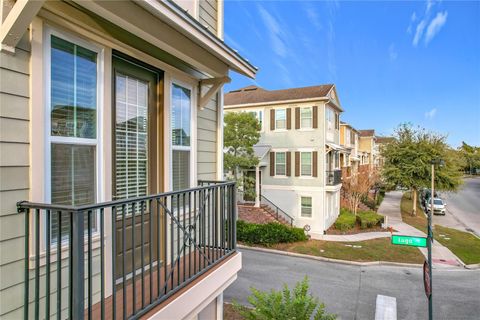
[
  {"x1": 224, "y1": 84, "x2": 343, "y2": 238},
  {"x1": 339, "y1": 122, "x2": 360, "y2": 179},
  {"x1": 0, "y1": 0, "x2": 256, "y2": 319},
  {"x1": 374, "y1": 136, "x2": 394, "y2": 167},
  {"x1": 358, "y1": 129, "x2": 377, "y2": 171}
]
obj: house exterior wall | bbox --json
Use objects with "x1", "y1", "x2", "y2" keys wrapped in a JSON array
[{"x1": 199, "y1": 0, "x2": 219, "y2": 35}]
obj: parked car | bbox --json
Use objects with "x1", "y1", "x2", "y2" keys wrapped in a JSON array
[{"x1": 425, "y1": 198, "x2": 446, "y2": 215}]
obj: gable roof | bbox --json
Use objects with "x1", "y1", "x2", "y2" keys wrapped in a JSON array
[
  {"x1": 376, "y1": 136, "x2": 395, "y2": 144},
  {"x1": 359, "y1": 129, "x2": 375, "y2": 137},
  {"x1": 224, "y1": 84, "x2": 335, "y2": 107}
]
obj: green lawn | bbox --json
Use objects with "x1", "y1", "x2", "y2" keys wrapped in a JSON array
[
  {"x1": 272, "y1": 238, "x2": 424, "y2": 264},
  {"x1": 400, "y1": 192, "x2": 480, "y2": 265},
  {"x1": 434, "y1": 225, "x2": 480, "y2": 265}
]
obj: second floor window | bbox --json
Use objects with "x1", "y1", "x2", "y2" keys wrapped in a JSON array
[
  {"x1": 275, "y1": 152, "x2": 286, "y2": 176},
  {"x1": 300, "y1": 152, "x2": 312, "y2": 176},
  {"x1": 300, "y1": 107, "x2": 312, "y2": 128},
  {"x1": 275, "y1": 109, "x2": 286, "y2": 130}
]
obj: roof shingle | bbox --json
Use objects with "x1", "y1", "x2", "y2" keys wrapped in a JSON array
[
  {"x1": 224, "y1": 84, "x2": 334, "y2": 106},
  {"x1": 359, "y1": 129, "x2": 375, "y2": 137}
]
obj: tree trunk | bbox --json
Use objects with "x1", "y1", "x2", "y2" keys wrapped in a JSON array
[{"x1": 411, "y1": 188, "x2": 417, "y2": 216}]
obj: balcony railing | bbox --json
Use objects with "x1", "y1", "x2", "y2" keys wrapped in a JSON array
[
  {"x1": 17, "y1": 181, "x2": 237, "y2": 320},
  {"x1": 326, "y1": 170, "x2": 342, "y2": 186}
]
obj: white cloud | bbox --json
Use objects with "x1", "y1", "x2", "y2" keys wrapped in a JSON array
[
  {"x1": 413, "y1": 19, "x2": 427, "y2": 47},
  {"x1": 389, "y1": 43, "x2": 398, "y2": 61},
  {"x1": 257, "y1": 5, "x2": 287, "y2": 58},
  {"x1": 407, "y1": 11, "x2": 417, "y2": 33},
  {"x1": 425, "y1": 108, "x2": 438, "y2": 119},
  {"x1": 304, "y1": 6, "x2": 322, "y2": 31},
  {"x1": 425, "y1": 11, "x2": 448, "y2": 45}
]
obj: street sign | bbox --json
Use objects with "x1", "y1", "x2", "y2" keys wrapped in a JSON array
[
  {"x1": 391, "y1": 235, "x2": 427, "y2": 247},
  {"x1": 423, "y1": 261, "x2": 431, "y2": 298}
]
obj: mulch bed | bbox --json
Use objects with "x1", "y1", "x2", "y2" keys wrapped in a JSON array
[{"x1": 326, "y1": 223, "x2": 391, "y2": 235}]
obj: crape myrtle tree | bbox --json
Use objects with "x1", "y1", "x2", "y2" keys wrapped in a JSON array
[
  {"x1": 381, "y1": 124, "x2": 462, "y2": 216},
  {"x1": 223, "y1": 112, "x2": 260, "y2": 198},
  {"x1": 343, "y1": 168, "x2": 380, "y2": 215}
]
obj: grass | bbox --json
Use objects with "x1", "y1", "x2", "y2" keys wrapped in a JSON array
[
  {"x1": 434, "y1": 225, "x2": 480, "y2": 265},
  {"x1": 400, "y1": 192, "x2": 427, "y2": 233},
  {"x1": 271, "y1": 238, "x2": 424, "y2": 264},
  {"x1": 400, "y1": 192, "x2": 480, "y2": 265}
]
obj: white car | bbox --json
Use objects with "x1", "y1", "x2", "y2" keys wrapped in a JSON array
[{"x1": 425, "y1": 198, "x2": 446, "y2": 215}]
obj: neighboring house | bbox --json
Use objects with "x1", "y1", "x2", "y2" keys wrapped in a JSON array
[
  {"x1": 358, "y1": 129, "x2": 377, "y2": 171},
  {"x1": 375, "y1": 136, "x2": 394, "y2": 167},
  {"x1": 224, "y1": 84, "x2": 343, "y2": 238},
  {"x1": 339, "y1": 122, "x2": 360, "y2": 179},
  {"x1": 0, "y1": 1, "x2": 256, "y2": 319}
]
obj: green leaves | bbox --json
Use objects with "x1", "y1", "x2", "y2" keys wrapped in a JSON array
[{"x1": 233, "y1": 277, "x2": 336, "y2": 320}]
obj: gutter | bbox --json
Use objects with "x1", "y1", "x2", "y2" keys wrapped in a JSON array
[
  {"x1": 224, "y1": 97, "x2": 331, "y2": 109},
  {"x1": 135, "y1": 0, "x2": 257, "y2": 78}
]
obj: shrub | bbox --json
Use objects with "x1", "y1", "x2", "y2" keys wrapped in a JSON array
[
  {"x1": 334, "y1": 209, "x2": 356, "y2": 231},
  {"x1": 233, "y1": 277, "x2": 336, "y2": 320},
  {"x1": 237, "y1": 220, "x2": 307, "y2": 246},
  {"x1": 357, "y1": 211, "x2": 384, "y2": 229}
]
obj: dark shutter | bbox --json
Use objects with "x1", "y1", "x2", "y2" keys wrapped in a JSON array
[
  {"x1": 295, "y1": 152, "x2": 300, "y2": 177},
  {"x1": 295, "y1": 108, "x2": 300, "y2": 129},
  {"x1": 286, "y1": 108, "x2": 292, "y2": 130},
  {"x1": 313, "y1": 106, "x2": 318, "y2": 129},
  {"x1": 286, "y1": 151, "x2": 291, "y2": 176},
  {"x1": 270, "y1": 109, "x2": 275, "y2": 130},
  {"x1": 313, "y1": 151, "x2": 318, "y2": 177},
  {"x1": 270, "y1": 151, "x2": 275, "y2": 176}
]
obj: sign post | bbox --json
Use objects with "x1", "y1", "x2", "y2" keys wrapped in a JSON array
[{"x1": 423, "y1": 261, "x2": 431, "y2": 298}]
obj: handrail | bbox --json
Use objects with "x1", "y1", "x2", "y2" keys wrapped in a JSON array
[{"x1": 260, "y1": 194, "x2": 294, "y2": 226}]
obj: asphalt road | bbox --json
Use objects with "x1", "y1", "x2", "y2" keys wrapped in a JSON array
[
  {"x1": 433, "y1": 177, "x2": 480, "y2": 236},
  {"x1": 225, "y1": 249, "x2": 480, "y2": 320}
]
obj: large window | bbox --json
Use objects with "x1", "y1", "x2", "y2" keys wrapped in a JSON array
[
  {"x1": 300, "y1": 107, "x2": 312, "y2": 128},
  {"x1": 171, "y1": 84, "x2": 191, "y2": 191},
  {"x1": 49, "y1": 35, "x2": 99, "y2": 241},
  {"x1": 300, "y1": 152, "x2": 312, "y2": 176},
  {"x1": 275, "y1": 152, "x2": 286, "y2": 176},
  {"x1": 275, "y1": 109, "x2": 286, "y2": 130},
  {"x1": 300, "y1": 197, "x2": 312, "y2": 218}
]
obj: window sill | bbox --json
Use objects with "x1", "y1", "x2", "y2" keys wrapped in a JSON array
[
  {"x1": 273, "y1": 129, "x2": 288, "y2": 132},
  {"x1": 298, "y1": 128, "x2": 314, "y2": 132},
  {"x1": 273, "y1": 175, "x2": 288, "y2": 179},
  {"x1": 299, "y1": 176, "x2": 315, "y2": 179}
]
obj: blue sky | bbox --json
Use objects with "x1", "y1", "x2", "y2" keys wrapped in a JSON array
[{"x1": 223, "y1": 0, "x2": 480, "y2": 147}]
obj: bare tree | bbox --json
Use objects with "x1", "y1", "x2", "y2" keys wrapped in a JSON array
[{"x1": 342, "y1": 169, "x2": 379, "y2": 215}]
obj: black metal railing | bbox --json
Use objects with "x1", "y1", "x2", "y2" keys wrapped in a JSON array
[
  {"x1": 326, "y1": 170, "x2": 342, "y2": 186},
  {"x1": 260, "y1": 195, "x2": 294, "y2": 226},
  {"x1": 17, "y1": 181, "x2": 237, "y2": 320}
]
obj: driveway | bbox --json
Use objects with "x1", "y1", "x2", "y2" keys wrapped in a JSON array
[
  {"x1": 225, "y1": 249, "x2": 480, "y2": 320},
  {"x1": 433, "y1": 178, "x2": 480, "y2": 236}
]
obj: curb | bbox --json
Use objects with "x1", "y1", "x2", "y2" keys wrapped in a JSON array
[
  {"x1": 237, "y1": 244, "x2": 423, "y2": 268},
  {"x1": 464, "y1": 263, "x2": 480, "y2": 270}
]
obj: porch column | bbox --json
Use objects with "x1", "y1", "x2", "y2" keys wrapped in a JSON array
[{"x1": 254, "y1": 165, "x2": 260, "y2": 207}]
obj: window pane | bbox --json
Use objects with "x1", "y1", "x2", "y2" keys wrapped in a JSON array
[
  {"x1": 51, "y1": 144, "x2": 96, "y2": 240},
  {"x1": 275, "y1": 152, "x2": 286, "y2": 175},
  {"x1": 51, "y1": 36, "x2": 97, "y2": 138},
  {"x1": 172, "y1": 150, "x2": 190, "y2": 190},
  {"x1": 300, "y1": 108, "x2": 312, "y2": 128},
  {"x1": 301, "y1": 152, "x2": 312, "y2": 176},
  {"x1": 172, "y1": 84, "x2": 191, "y2": 146},
  {"x1": 301, "y1": 197, "x2": 312, "y2": 217},
  {"x1": 275, "y1": 109, "x2": 286, "y2": 129},
  {"x1": 115, "y1": 73, "x2": 149, "y2": 200}
]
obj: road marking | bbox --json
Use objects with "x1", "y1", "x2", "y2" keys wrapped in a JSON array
[{"x1": 375, "y1": 294, "x2": 397, "y2": 320}]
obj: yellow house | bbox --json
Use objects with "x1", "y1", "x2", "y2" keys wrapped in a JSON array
[
  {"x1": 339, "y1": 122, "x2": 360, "y2": 178},
  {"x1": 358, "y1": 129, "x2": 377, "y2": 170}
]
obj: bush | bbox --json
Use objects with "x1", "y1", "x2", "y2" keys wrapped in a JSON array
[
  {"x1": 237, "y1": 220, "x2": 307, "y2": 246},
  {"x1": 357, "y1": 211, "x2": 384, "y2": 229},
  {"x1": 334, "y1": 209, "x2": 356, "y2": 231},
  {"x1": 233, "y1": 277, "x2": 336, "y2": 320}
]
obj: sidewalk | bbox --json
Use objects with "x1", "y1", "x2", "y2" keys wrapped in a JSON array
[{"x1": 320, "y1": 191, "x2": 464, "y2": 268}]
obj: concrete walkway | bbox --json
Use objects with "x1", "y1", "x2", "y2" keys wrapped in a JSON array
[{"x1": 320, "y1": 191, "x2": 464, "y2": 268}]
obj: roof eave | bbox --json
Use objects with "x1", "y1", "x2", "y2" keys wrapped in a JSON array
[{"x1": 224, "y1": 96, "x2": 330, "y2": 109}]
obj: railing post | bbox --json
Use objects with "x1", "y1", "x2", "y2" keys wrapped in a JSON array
[
  {"x1": 232, "y1": 184, "x2": 237, "y2": 250},
  {"x1": 71, "y1": 210, "x2": 85, "y2": 319}
]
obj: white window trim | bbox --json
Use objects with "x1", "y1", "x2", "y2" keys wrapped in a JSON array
[
  {"x1": 43, "y1": 26, "x2": 105, "y2": 249},
  {"x1": 300, "y1": 151, "x2": 313, "y2": 177},
  {"x1": 299, "y1": 195, "x2": 313, "y2": 219},
  {"x1": 169, "y1": 78, "x2": 197, "y2": 192},
  {"x1": 300, "y1": 106, "x2": 313, "y2": 129},
  {"x1": 274, "y1": 108, "x2": 287, "y2": 131},
  {"x1": 274, "y1": 151, "x2": 287, "y2": 177}
]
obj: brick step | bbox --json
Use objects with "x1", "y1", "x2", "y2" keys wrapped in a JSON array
[{"x1": 238, "y1": 204, "x2": 291, "y2": 226}]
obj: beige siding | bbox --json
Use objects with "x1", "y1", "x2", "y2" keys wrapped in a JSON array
[
  {"x1": 197, "y1": 88, "x2": 218, "y2": 181},
  {"x1": 199, "y1": 0, "x2": 218, "y2": 35},
  {"x1": 0, "y1": 29, "x2": 31, "y2": 317}
]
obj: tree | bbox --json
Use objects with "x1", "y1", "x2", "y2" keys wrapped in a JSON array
[
  {"x1": 458, "y1": 142, "x2": 480, "y2": 174},
  {"x1": 381, "y1": 124, "x2": 462, "y2": 216},
  {"x1": 342, "y1": 168, "x2": 379, "y2": 215},
  {"x1": 233, "y1": 277, "x2": 336, "y2": 320},
  {"x1": 224, "y1": 112, "x2": 261, "y2": 185}
]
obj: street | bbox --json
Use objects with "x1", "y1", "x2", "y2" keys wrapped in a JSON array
[
  {"x1": 434, "y1": 177, "x2": 480, "y2": 236},
  {"x1": 225, "y1": 249, "x2": 480, "y2": 320}
]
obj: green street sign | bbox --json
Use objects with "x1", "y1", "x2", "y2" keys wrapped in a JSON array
[{"x1": 391, "y1": 235, "x2": 427, "y2": 247}]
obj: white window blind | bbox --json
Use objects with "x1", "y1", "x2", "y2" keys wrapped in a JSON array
[
  {"x1": 300, "y1": 152, "x2": 312, "y2": 176},
  {"x1": 301, "y1": 197, "x2": 312, "y2": 217},
  {"x1": 275, "y1": 109, "x2": 286, "y2": 129},
  {"x1": 275, "y1": 152, "x2": 286, "y2": 176},
  {"x1": 300, "y1": 107, "x2": 312, "y2": 128}
]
